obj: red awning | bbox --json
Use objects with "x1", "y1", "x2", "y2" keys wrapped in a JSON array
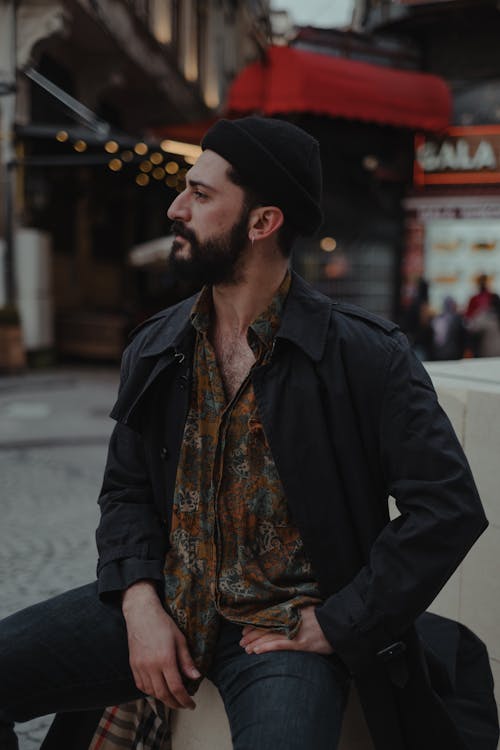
[{"x1": 227, "y1": 46, "x2": 451, "y2": 132}]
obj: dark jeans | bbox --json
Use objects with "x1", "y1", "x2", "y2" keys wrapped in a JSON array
[
  {"x1": 0, "y1": 582, "x2": 348, "y2": 749},
  {"x1": 208, "y1": 621, "x2": 349, "y2": 750}
]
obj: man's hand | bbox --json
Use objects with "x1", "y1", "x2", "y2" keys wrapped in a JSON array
[
  {"x1": 122, "y1": 581, "x2": 200, "y2": 710},
  {"x1": 239, "y1": 605, "x2": 333, "y2": 656}
]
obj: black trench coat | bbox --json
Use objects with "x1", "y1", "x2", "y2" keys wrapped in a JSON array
[{"x1": 96, "y1": 273, "x2": 488, "y2": 750}]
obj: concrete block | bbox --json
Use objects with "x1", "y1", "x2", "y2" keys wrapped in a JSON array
[
  {"x1": 464, "y1": 389, "x2": 500, "y2": 528},
  {"x1": 433, "y1": 386, "x2": 467, "y2": 445},
  {"x1": 171, "y1": 679, "x2": 231, "y2": 750},
  {"x1": 459, "y1": 526, "x2": 500, "y2": 662}
]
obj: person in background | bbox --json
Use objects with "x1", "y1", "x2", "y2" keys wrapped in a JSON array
[
  {"x1": 467, "y1": 293, "x2": 500, "y2": 358},
  {"x1": 465, "y1": 274, "x2": 493, "y2": 321},
  {"x1": 431, "y1": 296, "x2": 466, "y2": 361},
  {"x1": 401, "y1": 277, "x2": 434, "y2": 360},
  {"x1": 465, "y1": 275, "x2": 495, "y2": 356}
]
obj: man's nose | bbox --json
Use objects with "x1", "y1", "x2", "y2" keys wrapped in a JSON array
[{"x1": 167, "y1": 189, "x2": 190, "y2": 222}]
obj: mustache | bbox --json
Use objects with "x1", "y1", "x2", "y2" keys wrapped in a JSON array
[{"x1": 171, "y1": 221, "x2": 197, "y2": 244}]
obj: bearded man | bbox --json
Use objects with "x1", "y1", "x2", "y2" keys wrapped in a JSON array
[{"x1": 0, "y1": 117, "x2": 491, "y2": 750}]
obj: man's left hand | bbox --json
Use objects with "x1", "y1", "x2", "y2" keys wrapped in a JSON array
[{"x1": 239, "y1": 605, "x2": 333, "y2": 655}]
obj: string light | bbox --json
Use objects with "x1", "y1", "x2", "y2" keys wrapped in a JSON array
[
  {"x1": 165, "y1": 161, "x2": 179, "y2": 175},
  {"x1": 152, "y1": 167, "x2": 166, "y2": 180},
  {"x1": 73, "y1": 140, "x2": 87, "y2": 152},
  {"x1": 121, "y1": 150, "x2": 134, "y2": 162},
  {"x1": 108, "y1": 158, "x2": 123, "y2": 172},
  {"x1": 105, "y1": 140, "x2": 119, "y2": 154},
  {"x1": 150, "y1": 152, "x2": 164, "y2": 165},
  {"x1": 362, "y1": 155, "x2": 379, "y2": 171},
  {"x1": 165, "y1": 175, "x2": 178, "y2": 187},
  {"x1": 320, "y1": 237, "x2": 337, "y2": 252},
  {"x1": 136, "y1": 174, "x2": 149, "y2": 186},
  {"x1": 139, "y1": 160, "x2": 152, "y2": 173},
  {"x1": 134, "y1": 142, "x2": 148, "y2": 156},
  {"x1": 56, "y1": 130, "x2": 68, "y2": 142}
]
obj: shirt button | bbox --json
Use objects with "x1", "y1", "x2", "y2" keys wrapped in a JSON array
[{"x1": 160, "y1": 446, "x2": 169, "y2": 460}]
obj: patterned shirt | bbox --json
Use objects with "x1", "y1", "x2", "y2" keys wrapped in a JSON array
[{"x1": 164, "y1": 272, "x2": 322, "y2": 683}]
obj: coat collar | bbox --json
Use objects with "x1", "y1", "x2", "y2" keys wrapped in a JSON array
[
  {"x1": 276, "y1": 272, "x2": 332, "y2": 362},
  {"x1": 136, "y1": 293, "x2": 199, "y2": 358},
  {"x1": 136, "y1": 272, "x2": 332, "y2": 363}
]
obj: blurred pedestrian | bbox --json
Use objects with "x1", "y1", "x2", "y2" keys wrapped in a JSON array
[
  {"x1": 402, "y1": 277, "x2": 434, "y2": 360},
  {"x1": 467, "y1": 293, "x2": 500, "y2": 357},
  {"x1": 431, "y1": 296, "x2": 466, "y2": 361},
  {"x1": 465, "y1": 273, "x2": 493, "y2": 320},
  {"x1": 465, "y1": 274, "x2": 495, "y2": 356}
]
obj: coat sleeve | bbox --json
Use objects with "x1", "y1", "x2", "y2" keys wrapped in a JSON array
[
  {"x1": 315, "y1": 331, "x2": 488, "y2": 674},
  {"x1": 95, "y1": 346, "x2": 168, "y2": 598}
]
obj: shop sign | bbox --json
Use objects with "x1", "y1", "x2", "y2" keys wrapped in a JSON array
[{"x1": 414, "y1": 127, "x2": 500, "y2": 185}]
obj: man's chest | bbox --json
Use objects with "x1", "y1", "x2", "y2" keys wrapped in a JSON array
[{"x1": 214, "y1": 335, "x2": 256, "y2": 402}]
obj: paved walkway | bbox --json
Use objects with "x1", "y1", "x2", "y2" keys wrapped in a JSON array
[{"x1": 0, "y1": 367, "x2": 120, "y2": 748}]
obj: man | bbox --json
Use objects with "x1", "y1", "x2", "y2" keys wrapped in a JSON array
[{"x1": 0, "y1": 117, "x2": 489, "y2": 750}]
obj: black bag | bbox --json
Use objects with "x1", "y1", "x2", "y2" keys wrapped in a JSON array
[{"x1": 416, "y1": 612, "x2": 499, "y2": 750}]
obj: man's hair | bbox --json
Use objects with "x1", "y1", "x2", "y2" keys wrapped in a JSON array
[{"x1": 227, "y1": 166, "x2": 298, "y2": 258}]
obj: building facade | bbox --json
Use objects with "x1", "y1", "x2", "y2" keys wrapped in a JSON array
[
  {"x1": 356, "y1": 0, "x2": 500, "y2": 315},
  {"x1": 0, "y1": 0, "x2": 270, "y2": 360}
]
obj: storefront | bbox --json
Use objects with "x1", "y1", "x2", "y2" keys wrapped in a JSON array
[
  {"x1": 402, "y1": 126, "x2": 500, "y2": 313},
  {"x1": 225, "y1": 43, "x2": 451, "y2": 319}
]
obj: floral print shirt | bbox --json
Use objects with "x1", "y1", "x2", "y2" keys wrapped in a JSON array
[{"x1": 163, "y1": 272, "x2": 322, "y2": 684}]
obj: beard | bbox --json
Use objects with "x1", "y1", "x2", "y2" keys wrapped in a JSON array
[{"x1": 168, "y1": 206, "x2": 250, "y2": 287}]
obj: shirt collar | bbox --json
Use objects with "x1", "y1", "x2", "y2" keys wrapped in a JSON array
[
  {"x1": 250, "y1": 270, "x2": 291, "y2": 351},
  {"x1": 190, "y1": 286, "x2": 212, "y2": 334},
  {"x1": 189, "y1": 271, "x2": 291, "y2": 352}
]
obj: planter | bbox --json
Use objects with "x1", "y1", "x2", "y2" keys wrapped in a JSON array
[{"x1": 0, "y1": 324, "x2": 26, "y2": 372}]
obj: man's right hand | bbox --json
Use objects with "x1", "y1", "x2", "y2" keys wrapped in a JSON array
[{"x1": 122, "y1": 581, "x2": 200, "y2": 710}]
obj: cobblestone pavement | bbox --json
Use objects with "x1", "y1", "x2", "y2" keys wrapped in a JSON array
[{"x1": 0, "y1": 367, "x2": 120, "y2": 749}]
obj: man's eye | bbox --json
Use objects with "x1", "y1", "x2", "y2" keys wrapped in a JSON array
[{"x1": 193, "y1": 190, "x2": 207, "y2": 200}]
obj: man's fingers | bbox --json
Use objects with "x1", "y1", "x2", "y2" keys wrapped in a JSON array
[
  {"x1": 150, "y1": 671, "x2": 184, "y2": 710},
  {"x1": 242, "y1": 633, "x2": 293, "y2": 654},
  {"x1": 162, "y1": 666, "x2": 195, "y2": 709},
  {"x1": 239, "y1": 628, "x2": 268, "y2": 647},
  {"x1": 176, "y1": 636, "x2": 201, "y2": 681}
]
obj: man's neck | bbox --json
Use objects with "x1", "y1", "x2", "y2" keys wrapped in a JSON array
[{"x1": 211, "y1": 254, "x2": 289, "y2": 337}]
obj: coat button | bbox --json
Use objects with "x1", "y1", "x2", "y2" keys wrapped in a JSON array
[{"x1": 160, "y1": 446, "x2": 169, "y2": 460}]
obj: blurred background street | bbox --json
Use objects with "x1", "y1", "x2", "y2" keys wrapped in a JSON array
[{"x1": 0, "y1": 367, "x2": 118, "y2": 748}]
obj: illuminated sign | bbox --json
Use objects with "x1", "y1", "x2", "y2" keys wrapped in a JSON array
[{"x1": 414, "y1": 127, "x2": 500, "y2": 186}]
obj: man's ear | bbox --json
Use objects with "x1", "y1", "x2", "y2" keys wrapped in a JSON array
[{"x1": 248, "y1": 206, "x2": 284, "y2": 242}]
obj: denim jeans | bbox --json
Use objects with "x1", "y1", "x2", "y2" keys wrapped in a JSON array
[
  {"x1": 208, "y1": 621, "x2": 349, "y2": 750},
  {"x1": 0, "y1": 582, "x2": 348, "y2": 749},
  {"x1": 0, "y1": 582, "x2": 142, "y2": 749}
]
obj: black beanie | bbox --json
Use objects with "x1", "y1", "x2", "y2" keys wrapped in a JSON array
[{"x1": 201, "y1": 116, "x2": 323, "y2": 236}]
